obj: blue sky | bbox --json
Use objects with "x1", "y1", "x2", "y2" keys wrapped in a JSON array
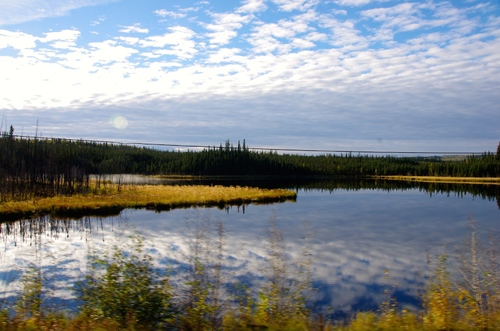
[{"x1": 0, "y1": 0, "x2": 499, "y2": 153}]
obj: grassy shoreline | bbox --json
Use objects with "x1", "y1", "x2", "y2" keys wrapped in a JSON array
[
  {"x1": 0, "y1": 184, "x2": 297, "y2": 221},
  {"x1": 2, "y1": 175, "x2": 497, "y2": 220},
  {"x1": 370, "y1": 175, "x2": 500, "y2": 185}
]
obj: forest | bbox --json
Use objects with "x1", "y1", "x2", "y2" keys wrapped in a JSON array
[
  {"x1": 1, "y1": 129, "x2": 500, "y2": 330},
  {"x1": 1, "y1": 126, "x2": 499, "y2": 202}
]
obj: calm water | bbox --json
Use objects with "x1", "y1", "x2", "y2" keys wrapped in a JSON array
[{"x1": 1, "y1": 179, "x2": 499, "y2": 319}]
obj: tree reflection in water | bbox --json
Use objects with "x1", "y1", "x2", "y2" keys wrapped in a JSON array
[{"x1": 0, "y1": 179, "x2": 498, "y2": 320}]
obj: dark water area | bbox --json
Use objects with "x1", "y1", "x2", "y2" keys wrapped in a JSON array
[{"x1": 1, "y1": 177, "x2": 499, "y2": 320}]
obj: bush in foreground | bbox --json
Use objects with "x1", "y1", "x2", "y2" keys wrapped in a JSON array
[{"x1": 2, "y1": 221, "x2": 500, "y2": 330}]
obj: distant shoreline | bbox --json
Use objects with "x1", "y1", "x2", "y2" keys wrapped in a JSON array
[
  {"x1": 155, "y1": 174, "x2": 500, "y2": 185},
  {"x1": 370, "y1": 175, "x2": 500, "y2": 185}
]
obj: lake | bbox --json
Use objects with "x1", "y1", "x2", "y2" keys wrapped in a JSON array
[{"x1": 1, "y1": 178, "x2": 499, "y2": 320}]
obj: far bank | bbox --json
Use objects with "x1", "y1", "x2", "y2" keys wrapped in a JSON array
[{"x1": 370, "y1": 175, "x2": 500, "y2": 185}]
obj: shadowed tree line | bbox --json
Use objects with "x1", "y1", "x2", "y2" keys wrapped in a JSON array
[{"x1": 1, "y1": 128, "x2": 499, "y2": 202}]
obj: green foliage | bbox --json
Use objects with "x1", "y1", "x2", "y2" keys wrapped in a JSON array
[
  {"x1": 75, "y1": 233, "x2": 173, "y2": 330},
  {"x1": 223, "y1": 218, "x2": 313, "y2": 330},
  {"x1": 177, "y1": 216, "x2": 227, "y2": 331},
  {"x1": 15, "y1": 265, "x2": 43, "y2": 320},
  {"x1": 180, "y1": 261, "x2": 218, "y2": 331}
]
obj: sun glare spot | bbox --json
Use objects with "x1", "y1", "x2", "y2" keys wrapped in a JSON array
[{"x1": 110, "y1": 115, "x2": 128, "y2": 129}]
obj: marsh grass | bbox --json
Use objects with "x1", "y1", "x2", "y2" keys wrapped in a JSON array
[
  {"x1": 0, "y1": 184, "x2": 297, "y2": 221},
  {"x1": 222, "y1": 217, "x2": 316, "y2": 331},
  {"x1": 173, "y1": 213, "x2": 230, "y2": 331},
  {"x1": 3, "y1": 219, "x2": 500, "y2": 330},
  {"x1": 339, "y1": 222, "x2": 500, "y2": 331}
]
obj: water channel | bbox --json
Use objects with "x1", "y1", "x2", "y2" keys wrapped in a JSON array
[{"x1": 1, "y1": 178, "x2": 499, "y2": 320}]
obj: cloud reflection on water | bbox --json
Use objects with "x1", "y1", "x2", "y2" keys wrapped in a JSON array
[{"x1": 0, "y1": 187, "x2": 498, "y2": 317}]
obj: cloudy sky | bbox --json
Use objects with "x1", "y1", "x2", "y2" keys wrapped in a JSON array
[{"x1": 0, "y1": 0, "x2": 499, "y2": 153}]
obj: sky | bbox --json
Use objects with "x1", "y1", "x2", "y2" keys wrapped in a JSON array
[{"x1": 0, "y1": 0, "x2": 499, "y2": 154}]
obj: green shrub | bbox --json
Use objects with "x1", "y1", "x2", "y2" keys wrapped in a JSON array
[{"x1": 75, "y1": 233, "x2": 173, "y2": 330}]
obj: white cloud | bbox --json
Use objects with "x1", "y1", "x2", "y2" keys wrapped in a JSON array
[
  {"x1": 295, "y1": 8, "x2": 320, "y2": 22},
  {"x1": 248, "y1": 35, "x2": 285, "y2": 53},
  {"x1": 119, "y1": 24, "x2": 149, "y2": 34},
  {"x1": 40, "y1": 29, "x2": 81, "y2": 49},
  {"x1": 206, "y1": 30, "x2": 238, "y2": 46},
  {"x1": 209, "y1": 12, "x2": 250, "y2": 30},
  {"x1": 0, "y1": 29, "x2": 37, "y2": 49},
  {"x1": 116, "y1": 36, "x2": 140, "y2": 45},
  {"x1": 204, "y1": 12, "x2": 252, "y2": 45},
  {"x1": 271, "y1": 0, "x2": 319, "y2": 12},
  {"x1": 360, "y1": 2, "x2": 482, "y2": 44},
  {"x1": 154, "y1": 9, "x2": 186, "y2": 19},
  {"x1": 206, "y1": 47, "x2": 244, "y2": 63},
  {"x1": 291, "y1": 37, "x2": 315, "y2": 48},
  {"x1": 244, "y1": 9, "x2": 320, "y2": 52},
  {"x1": 138, "y1": 26, "x2": 197, "y2": 59},
  {"x1": 40, "y1": 30, "x2": 80, "y2": 42},
  {"x1": 138, "y1": 26, "x2": 194, "y2": 47},
  {"x1": 237, "y1": 0, "x2": 267, "y2": 13},
  {"x1": 332, "y1": 0, "x2": 372, "y2": 6},
  {"x1": 361, "y1": 2, "x2": 419, "y2": 23},
  {"x1": 305, "y1": 31, "x2": 328, "y2": 42},
  {"x1": 331, "y1": 9, "x2": 348, "y2": 15},
  {"x1": 318, "y1": 15, "x2": 368, "y2": 50},
  {"x1": 248, "y1": 16, "x2": 313, "y2": 52},
  {"x1": 0, "y1": 0, "x2": 498, "y2": 151},
  {"x1": 139, "y1": 48, "x2": 192, "y2": 60},
  {"x1": 87, "y1": 40, "x2": 139, "y2": 65}
]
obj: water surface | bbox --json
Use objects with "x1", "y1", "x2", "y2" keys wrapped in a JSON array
[{"x1": 1, "y1": 179, "x2": 498, "y2": 319}]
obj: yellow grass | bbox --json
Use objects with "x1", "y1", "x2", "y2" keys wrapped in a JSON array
[
  {"x1": 0, "y1": 184, "x2": 297, "y2": 220},
  {"x1": 370, "y1": 175, "x2": 500, "y2": 185}
]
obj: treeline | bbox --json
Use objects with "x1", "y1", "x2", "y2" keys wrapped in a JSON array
[
  {"x1": 0, "y1": 129, "x2": 92, "y2": 201},
  {"x1": 1, "y1": 128, "x2": 499, "y2": 200}
]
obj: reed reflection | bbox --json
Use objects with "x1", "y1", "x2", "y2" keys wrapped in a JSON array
[
  {"x1": 101, "y1": 175, "x2": 500, "y2": 208},
  {"x1": 0, "y1": 181, "x2": 498, "y2": 320}
]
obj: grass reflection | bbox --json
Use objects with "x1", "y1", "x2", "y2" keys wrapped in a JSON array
[{"x1": 2, "y1": 215, "x2": 499, "y2": 330}]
